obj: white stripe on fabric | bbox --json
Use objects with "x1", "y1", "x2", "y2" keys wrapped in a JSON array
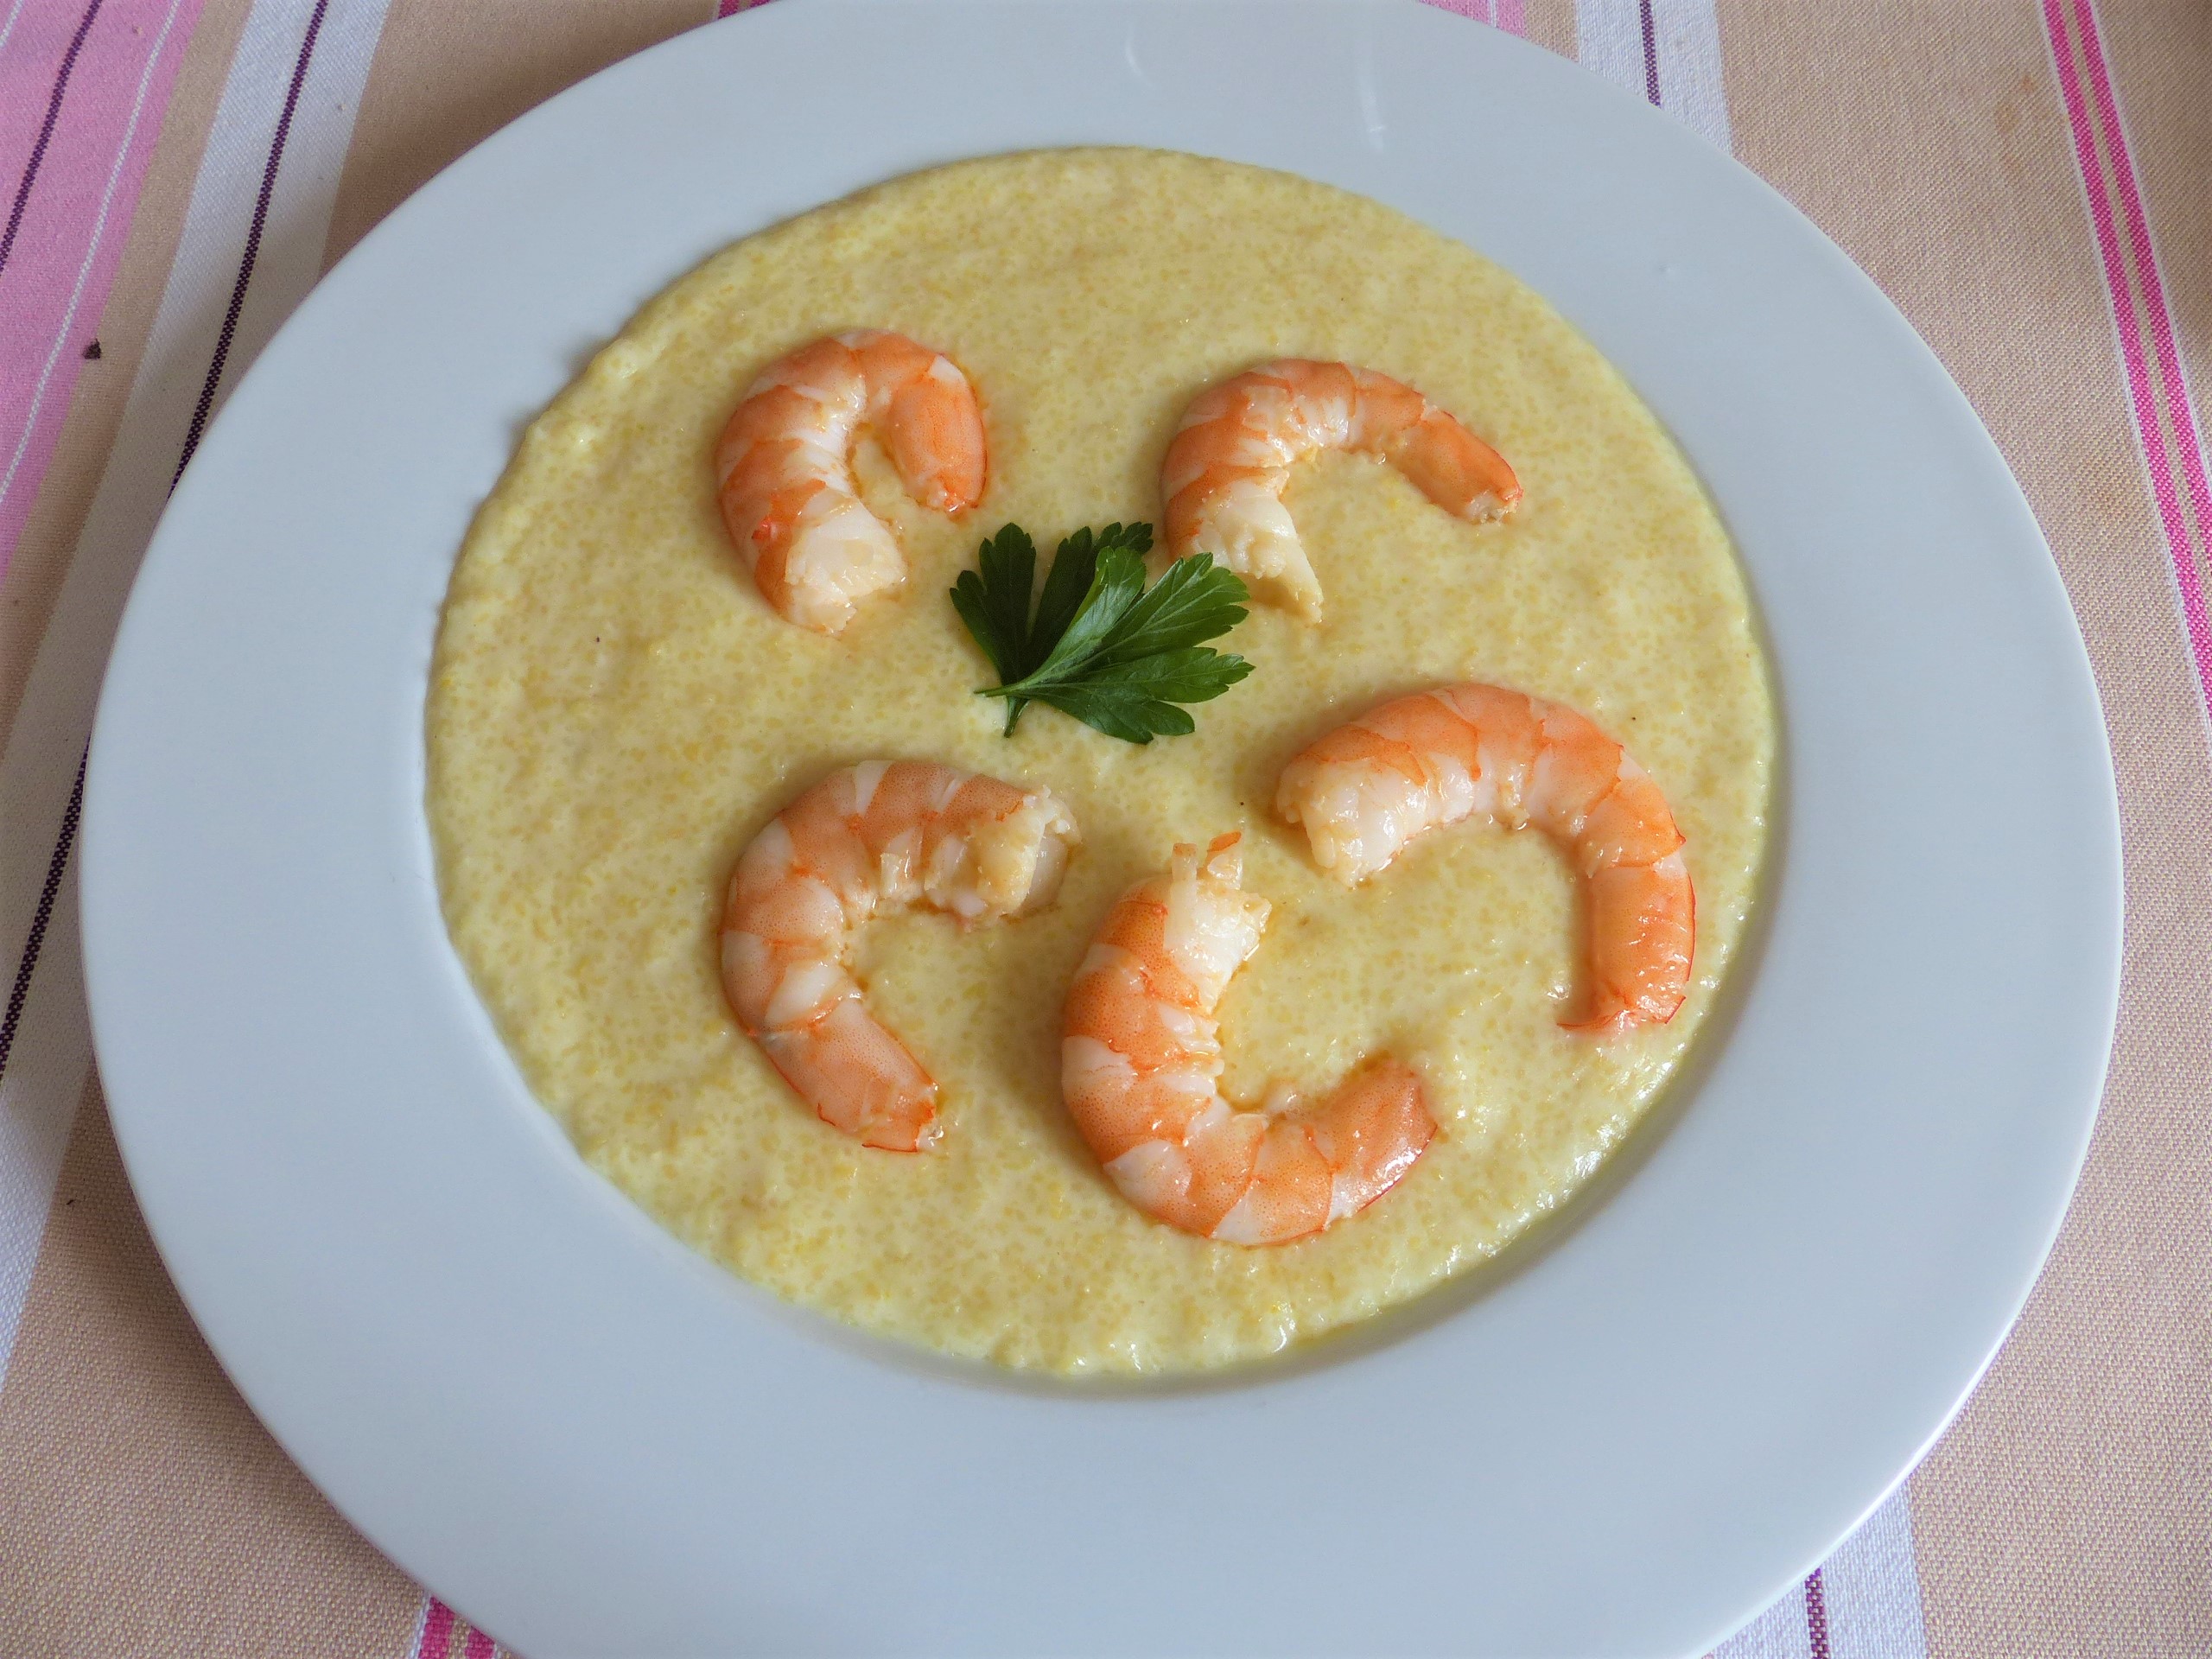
[
  {"x1": 1573, "y1": 0, "x2": 1653, "y2": 101},
  {"x1": 0, "y1": 0, "x2": 391, "y2": 1389},
  {"x1": 403, "y1": 1589, "x2": 436, "y2": 1659},
  {"x1": 1820, "y1": 1491, "x2": 1932, "y2": 1659},
  {"x1": 1711, "y1": 1491, "x2": 1930, "y2": 1657},
  {"x1": 1715, "y1": 1574, "x2": 1814, "y2": 1659},
  {"x1": 1575, "y1": 0, "x2": 1732, "y2": 150}
]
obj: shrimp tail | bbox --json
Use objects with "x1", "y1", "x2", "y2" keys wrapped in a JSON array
[
  {"x1": 760, "y1": 999, "x2": 940, "y2": 1152},
  {"x1": 1562, "y1": 853, "x2": 1695, "y2": 1033}
]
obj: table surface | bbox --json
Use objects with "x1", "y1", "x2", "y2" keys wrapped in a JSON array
[{"x1": 1, "y1": 2, "x2": 2203, "y2": 1655}]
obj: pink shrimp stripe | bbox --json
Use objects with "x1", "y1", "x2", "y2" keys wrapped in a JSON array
[
  {"x1": 2042, "y1": 0, "x2": 2212, "y2": 715},
  {"x1": 0, "y1": 0, "x2": 202, "y2": 587}
]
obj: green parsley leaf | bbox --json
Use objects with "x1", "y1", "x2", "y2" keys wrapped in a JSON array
[
  {"x1": 1030, "y1": 522, "x2": 1150, "y2": 661},
  {"x1": 1023, "y1": 543, "x2": 1145, "y2": 684},
  {"x1": 1095, "y1": 547, "x2": 1250, "y2": 664},
  {"x1": 950, "y1": 524, "x2": 1034, "y2": 683},
  {"x1": 949, "y1": 522, "x2": 1252, "y2": 743}
]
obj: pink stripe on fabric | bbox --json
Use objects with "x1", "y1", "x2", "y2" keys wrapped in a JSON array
[
  {"x1": 0, "y1": 0, "x2": 39, "y2": 73},
  {"x1": 0, "y1": 3, "x2": 83, "y2": 191},
  {"x1": 1417, "y1": 0, "x2": 1530, "y2": 35},
  {"x1": 415, "y1": 1597, "x2": 456, "y2": 1659},
  {"x1": 0, "y1": 0, "x2": 104, "y2": 276},
  {"x1": 2072, "y1": 2, "x2": 2212, "y2": 558},
  {"x1": 2044, "y1": 0, "x2": 2212, "y2": 715},
  {"x1": 460, "y1": 1629, "x2": 496, "y2": 1659},
  {"x1": 0, "y1": 0, "x2": 203, "y2": 585}
]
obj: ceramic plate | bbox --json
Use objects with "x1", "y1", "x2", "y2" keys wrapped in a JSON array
[{"x1": 81, "y1": 3, "x2": 2120, "y2": 1653}]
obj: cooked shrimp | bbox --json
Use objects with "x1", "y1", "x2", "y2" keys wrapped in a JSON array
[
  {"x1": 1160, "y1": 359, "x2": 1520, "y2": 620},
  {"x1": 1276, "y1": 683, "x2": 1694, "y2": 1034},
  {"x1": 715, "y1": 330, "x2": 987, "y2": 634},
  {"x1": 721, "y1": 761, "x2": 1077, "y2": 1150},
  {"x1": 1062, "y1": 834, "x2": 1436, "y2": 1244}
]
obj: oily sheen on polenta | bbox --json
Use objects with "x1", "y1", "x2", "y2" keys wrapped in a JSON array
[{"x1": 426, "y1": 149, "x2": 1773, "y2": 1375}]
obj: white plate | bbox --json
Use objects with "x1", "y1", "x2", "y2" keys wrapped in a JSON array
[{"x1": 81, "y1": 3, "x2": 2120, "y2": 1653}]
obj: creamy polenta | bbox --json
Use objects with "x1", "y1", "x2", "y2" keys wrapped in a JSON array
[{"x1": 427, "y1": 149, "x2": 1772, "y2": 1374}]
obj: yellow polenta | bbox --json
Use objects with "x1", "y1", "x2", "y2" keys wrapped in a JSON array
[{"x1": 427, "y1": 149, "x2": 1772, "y2": 1375}]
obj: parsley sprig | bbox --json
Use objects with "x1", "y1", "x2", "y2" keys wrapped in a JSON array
[{"x1": 950, "y1": 522, "x2": 1253, "y2": 743}]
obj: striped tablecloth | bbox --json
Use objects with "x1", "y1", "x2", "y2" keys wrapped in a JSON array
[{"x1": 2, "y1": 2, "x2": 2202, "y2": 1653}]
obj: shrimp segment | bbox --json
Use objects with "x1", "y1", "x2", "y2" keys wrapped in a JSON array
[
  {"x1": 1275, "y1": 683, "x2": 1694, "y2": 1033},
  {"x1": 721, "y1": 761, "x2": 1077, "y2": 1150},
  {"x1": 1160, "y1": 360, "x2": 1520, "y2": 620},
  {"x1": 715, "y1": 330, "x2": 987, "y2": 634},
  {"x1": 1062, "y1": 835, "x2": 1437, "y2": 1244}
]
